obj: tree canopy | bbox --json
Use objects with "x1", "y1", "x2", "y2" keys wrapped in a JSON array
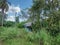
[{"x1": 29, "y1": 0, "x2": 60, "y2": 36}]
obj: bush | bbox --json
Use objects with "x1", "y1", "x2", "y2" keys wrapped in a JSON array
[
  {"x1": 26, "y1": 32, "x2": 40, "y2": 42},
  {"x1": 0, "y1": 27, "x2": 28, "y2": 41},
  {"x1": 0, "y1": 27, "x2": 19, "y2": 41},
  {"x1": 39, "y1": 29, "x2": 52, "y2": 45},
  {"x1": 3, "y1": 21, "x2": 15, "y2": 27},
  {"x1": 46, "y1": 24, "x2": 59, "y2": 37},
  {"x1": 55, "y1": 33, "x2": 60, "y2": 45},
  {"x1": 1, "y1": 27, "x2": 60, "y2": 45},
  {"x1": 17, "y1": 22, "x2": 26, "y2": 28}
]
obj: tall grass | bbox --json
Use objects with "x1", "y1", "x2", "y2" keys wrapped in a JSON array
[
  {"x1": 0, "y1": 27, "x2": 39, "y2": 45},
  {"x1": 0, "y1": 27, "x2": 60, "y2": 45}
]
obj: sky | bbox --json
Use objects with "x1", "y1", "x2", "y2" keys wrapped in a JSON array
[
  {"x1": 6, "y1": 0, "x2": 32, "y2": 22},
  {"x1": 8, "y1": 0, "x2": 32, "y2": 9}
]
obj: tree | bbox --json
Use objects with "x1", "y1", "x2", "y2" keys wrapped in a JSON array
[
  {"x1": 0, "y1": 0, "x2": 9, "y2": 26},
  {"x1": 29, "y1": 0, "x2": 60, "y2": 36},
  {"x1": 0, "y1": 12, "x2": 7, "y2": 26},
  {"x1": 15, "y1": 16, "x2": 19, "y2": 23},
  {"x1": 28, "y1": 0, "x2": 45, "y2": 31},
  {"x1": 45, "y1": 0, "x2": 60, "y2": 36}
]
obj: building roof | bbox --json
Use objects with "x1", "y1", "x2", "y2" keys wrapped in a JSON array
[{"x1": 24, "y1": 22, "x2": 32, "y2": 27}]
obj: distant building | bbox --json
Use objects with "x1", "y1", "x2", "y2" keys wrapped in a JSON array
[{"x1": 24, "y1": 22, "x2": 32, "y2": 31}]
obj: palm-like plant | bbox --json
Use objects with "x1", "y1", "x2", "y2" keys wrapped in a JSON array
[{"x1": 0, "y1": 0, "x2": 9, "y2": 26}]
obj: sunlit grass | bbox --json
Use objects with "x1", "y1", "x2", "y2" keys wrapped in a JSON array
[
  {"x1": 1, "y1": 27, "x2": 60, "y2": 45},
  {"x1": 0, "y1": 27, "x2": 39, "y2": 45}
]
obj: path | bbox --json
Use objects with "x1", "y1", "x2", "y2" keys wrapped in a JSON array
[{"x1": 0, "y1": 41, "x2": 3, "y2": 45}]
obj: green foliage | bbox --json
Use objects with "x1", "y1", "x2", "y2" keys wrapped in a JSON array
[
  {"x1": 29, "y1": 0, "x2": 60, "y2": 37},
  {"x1": 0, "y1": 27, "x2": 18, "y2": 41},
  {"x1": 0, "y1": 0, "x2": 60, "y2": 45},
  {"x1": 0, "y1": 27, "x2": 39, "y2": 45},
  {"x1": 56, "y1": 33, "x2": 60, "y2": 45},
  {"x1": 0, "y1": 27, "x2": 60, "y2": 45},
  {"x1": 39, "y1": 28, "x2": 51, "y2": 45},
  {"x1": 15, "y1": 16, "x2": 19, "y2": 23},
  {"x1": 17, "y1": 22, "x2": 26, "y2": 28},
  {"x1": 0, "y1": 0, "x2": 9, "y2": 26},
  {"x1": 0, "y1": 13, "x2": 2, "y2": 25},
  {"x1": 46, "y1": 11, "x2": 60, "y2": 36},
  {"x1": 3, "y1": 21, "x2": 15, "y2": 27},
  {"x1": 0, "y1": 27, "x2": 28, "y2": 41}
]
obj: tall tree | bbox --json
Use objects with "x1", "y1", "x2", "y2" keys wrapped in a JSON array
[
  {"x1": 0, "y1": 0, "x2": 9, "y2": 26},
  {"x1": 29, "y1": 0, "x2": 60, "y2": 36},
  {"x1": 29, "y1": 0, "x2": 45, "y2": 31}
]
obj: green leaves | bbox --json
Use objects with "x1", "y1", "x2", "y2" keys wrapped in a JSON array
[{"x1": 29, "y1": 0, "x2": 60, "y2": 36}]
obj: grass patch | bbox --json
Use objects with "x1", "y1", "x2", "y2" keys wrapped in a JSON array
[
  {"x1": 1, "y1": 27, "x2": 60, "y2": 45},
  {"x1": 0, "y1": 27, "x2": 39, "y2": 45}
]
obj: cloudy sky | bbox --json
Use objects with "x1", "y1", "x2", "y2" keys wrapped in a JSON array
[{"x1": 6, "y1": 0, "x2": 32, "y2": 22}]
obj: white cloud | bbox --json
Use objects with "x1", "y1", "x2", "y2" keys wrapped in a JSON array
[
  {"x1": 4, "y1": 5, "x2": 21, "y2": 15},
  {"x1": 6, "y1": 15, "x2": 27, "y2": 22},
  {"x1": 6, "y1": 16, "x2": 15, "y2": 22},
  {"x1": 6, "y1": 5, "x2": 21, "y2": 21},
  {"x1": 14, "y1": 7, "x2": 21, "y2": 13},
  {"x1": 7, "y1": 5, "x2": 21, "y2": 14},
  {"x1": 6, "y1": 5, "x2": 28, "y2": 22}
]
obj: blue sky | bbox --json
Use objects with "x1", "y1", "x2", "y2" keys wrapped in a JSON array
[
  {"x1": 8, "y1": 0, "x2": 32, "y2": 9},
  {"x1": 6, "y1": 0, "x2": 32, "y2": 22}
]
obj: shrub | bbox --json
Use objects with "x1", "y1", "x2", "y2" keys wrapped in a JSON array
[
  {"x1": 39, "y1": 29, "x2": 50, "y2": 45},
  {"x1": 3, "y1": 21, "x2": 15, "y2": 27},
  {"x1": 0, "y1": 27, "x2": 19, "y2": 41},
  {"x1": 0, "y1": 27, "x2": 28, "y2": 41},
  {"x1": 17, "y1": 22, "x2": 26, "y2": 28},
  {"x1": 55, "y1": 33, "x2": 60, "y2": 45}
]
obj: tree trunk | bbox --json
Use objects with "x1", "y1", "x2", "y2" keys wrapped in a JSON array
[
  {"x1": 2, "y1": 14, "x2": 3, "y2": 27},
  {"x1": 15, "y1": 12, "x2": 17, "y2": 27},
  {"x1": 1, "y1": 10, "x2": 4, "y2": 27}
]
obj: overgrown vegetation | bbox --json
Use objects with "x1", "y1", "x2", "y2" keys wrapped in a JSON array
[
  {"x1": 17, "y1": 22, "x2": 26, "y2": 28},
  {"x1": 0, "y1": 27, "x2": 39, "y2": 45},
  {"x1": 0, "y1": 27, "x2": 60, "y2": 45},
  {"x1": 0, "y1": 0, "x2": 60, "y2": 45},
  {"x1": 3, "y1": 21, "x2": 15, "y2": 27}
]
